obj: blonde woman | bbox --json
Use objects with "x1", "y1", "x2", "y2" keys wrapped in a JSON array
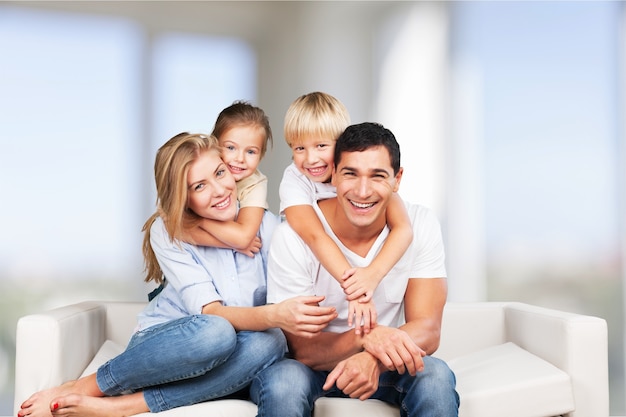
[{"x1": 18, "y1": 133, "x2": 337, "y2": 417}]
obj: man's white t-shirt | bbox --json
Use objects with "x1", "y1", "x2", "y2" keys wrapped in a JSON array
[
  {"x1": 278, "y1": 162, "x2": 337, "y2": 215},
  {"x1": 267, "y1": 200, "x2": 447, "y2": 333}
]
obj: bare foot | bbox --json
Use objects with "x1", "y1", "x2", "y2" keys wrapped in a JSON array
[
  {"x1": 50, "y1": 393, "x2": 149, "y2": 417},
  {"x1": 19, "y1": 375, "x2": 103, "y2": 417},
  {"x1": 18, "y1": 380, "x2": 80, "y2": 417}
]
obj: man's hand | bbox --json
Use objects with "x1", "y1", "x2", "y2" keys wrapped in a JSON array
[
  {"x1": 362, "y1": 326, "x2": 425, "y2": 375},
  {"x1": 272, "y1": 296, "x2": 337, "y2": 338},
  {"x1": 323, "y1": 351, "x2": 382, "y2": 400}
]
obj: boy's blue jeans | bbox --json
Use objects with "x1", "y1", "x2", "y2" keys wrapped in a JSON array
[
  {"x1": 250, "y1": 356, "x2": 460, "y2": 417},
  {"x1": 95, "y1": 314, "x2": 286, "y2": 412}
]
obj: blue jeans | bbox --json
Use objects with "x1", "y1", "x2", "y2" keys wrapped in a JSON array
[
  {"x1": 96, "y1": 314, "x2": 287, "y2": 412},
  {"x1": 250, "y1": 356, "x2": 459, "y2": 417}
]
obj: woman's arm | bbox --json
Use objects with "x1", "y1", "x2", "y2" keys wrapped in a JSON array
[{"x1": 201, "y1": 295, "x2": 338, "y2": 337}]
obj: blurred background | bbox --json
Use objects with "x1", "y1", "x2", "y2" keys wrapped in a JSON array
[{"x1": 0, "y1": 0, "x2": 624, "y2": 414}]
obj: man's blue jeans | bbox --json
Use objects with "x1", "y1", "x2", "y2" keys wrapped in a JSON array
[
  {"x1": 95, "y1": 314, "x2": 287, "y2": 412},
  {"x1": 250, "y1": 356, "x2": 459, "y2": 417}
]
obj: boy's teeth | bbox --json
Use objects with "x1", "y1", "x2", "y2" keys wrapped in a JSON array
[{"x1": 352, "y1": 201, "x2": 373, "y2": 208}]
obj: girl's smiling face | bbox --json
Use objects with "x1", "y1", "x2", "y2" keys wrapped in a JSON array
[
  {"x1": 218, "y1": 124, "x2": 266, "y2": 182},
  {"x1": 186, "y1": 149, "x2": 238, "y2": 222}
]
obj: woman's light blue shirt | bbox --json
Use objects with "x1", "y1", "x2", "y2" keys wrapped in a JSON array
[{"x1": 136, "y1": 211, "x2": 280, "y2": 332}]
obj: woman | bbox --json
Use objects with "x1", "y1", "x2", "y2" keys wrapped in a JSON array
[{"x1": 18, "y1": 133, "x2": 337, "y2": 417}]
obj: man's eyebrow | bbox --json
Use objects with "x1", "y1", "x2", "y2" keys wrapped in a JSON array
[{"x1": 339, "y1": 166, "x2": 391, "y2": 176}]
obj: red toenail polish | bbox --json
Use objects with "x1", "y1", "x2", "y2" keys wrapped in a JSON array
[{"x1": 53, "y1": 403, "x2": 59, "y2": 410}]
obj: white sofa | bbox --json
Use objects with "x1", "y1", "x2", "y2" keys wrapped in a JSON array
[{"x1": 14, "y1": 301, "x2": 609, "y2": 417}]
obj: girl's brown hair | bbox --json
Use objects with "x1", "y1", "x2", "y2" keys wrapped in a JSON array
[{"x1": 212, "y1": 100, "x2": 273, "y2": 157}]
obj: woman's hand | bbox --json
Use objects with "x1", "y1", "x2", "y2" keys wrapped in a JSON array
[{"x1": 272, "y1": 295, "x2": 337, "y2": 338}]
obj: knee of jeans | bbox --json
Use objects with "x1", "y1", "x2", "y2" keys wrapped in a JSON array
[
  {"x1": 193, "y1": 315, "x2": 237, "y2": 357},
  {"x1": 423, "y1": 357, "x2": 456, "y2": 385},
  {"x1": 261, "y1": 359, "x2": 311, "y2": 396}
]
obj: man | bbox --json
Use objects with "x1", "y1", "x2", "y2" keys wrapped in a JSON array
[{"x1": 251, "y1": 122, "x2": 459, "y2": 416}]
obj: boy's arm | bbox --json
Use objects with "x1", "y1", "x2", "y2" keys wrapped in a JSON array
[
  {"x1": 284, "y1": 205, "x2": 352, "y2": 282},
  {"x1": 185, "y1": 206, "x2": 265, "y2": 251},
  {"x1": 285, "y1": 204, "x2": 378, "y2": 334},
  {"x1": 342, "y1": 193, "x2": 413, "y2": 300}
]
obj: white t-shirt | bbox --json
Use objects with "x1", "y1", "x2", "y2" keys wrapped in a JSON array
[
  {"x1": 267, "y1": 200, "x2": 447, "y2": 333},
  {"x1": 278, "y1": 162, "x2": 337, "y2": 215}
]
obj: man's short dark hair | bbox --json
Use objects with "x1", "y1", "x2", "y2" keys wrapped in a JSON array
[{"x1": 334, "y1": 122, "x2": 401, "y2": 175}]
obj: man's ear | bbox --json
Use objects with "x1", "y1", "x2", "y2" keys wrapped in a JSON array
[{"x1": 393, "y1": 167, "x2": 404, "y2": 192}]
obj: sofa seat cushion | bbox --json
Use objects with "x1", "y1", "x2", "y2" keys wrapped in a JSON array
[
  {"x1": 448, "y1": 342, "x2": 575, "y2": 417},
  {"x1": 78, "y1": 341, "x2": 400, "y2": 417},
  {"x1": 80, "y1": 340, "x2": 125, "y2": 378}
]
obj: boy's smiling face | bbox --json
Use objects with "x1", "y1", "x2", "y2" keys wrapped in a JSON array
[{"x1": 291, "y1": 135, "x2": 335, "y2": 183}]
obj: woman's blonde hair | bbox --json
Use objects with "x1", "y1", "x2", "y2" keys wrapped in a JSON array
[
  {"x1": 141, "y1": 132, "x2": 221, "y2": 283},
  {"x1": 283, "y1": 91, "x2": 351, "y2": 147}
]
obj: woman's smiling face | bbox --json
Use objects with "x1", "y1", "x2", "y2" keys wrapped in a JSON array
[{"x1": 186, "y1": 149, "x2": 238, "y2": 222}]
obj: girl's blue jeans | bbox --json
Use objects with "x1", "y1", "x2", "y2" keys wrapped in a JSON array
[
  {"x1": 95, "y1": 314, "x2": 287, "y2": 412},
  {"x1": 250, "y1": 356, "x2": 459, "y2": 417}
]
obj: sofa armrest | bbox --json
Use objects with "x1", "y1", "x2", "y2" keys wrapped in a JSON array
[
  {"x1": 14, "y1": 301, "x2": 108, "y2": 415},
  {"x1": 504, "y1": 302, "x2": 609, "y2": 417}
]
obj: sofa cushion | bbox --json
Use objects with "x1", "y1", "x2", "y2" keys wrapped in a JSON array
[
  {"x1": 448, "y1": 342, "x2": 575, "y2": 417},
  {"x1": 80, "y1": 339, "x2": 125, "y2": 378}
]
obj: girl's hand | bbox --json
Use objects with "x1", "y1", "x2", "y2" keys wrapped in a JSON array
[{"x1": 235, "y1": 236, "x2": 262, "y2": 257}]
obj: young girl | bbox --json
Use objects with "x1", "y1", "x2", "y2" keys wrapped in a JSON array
[
  {"x1": 184, "y1": 101, "x2": 272, "y2": 256},
  {"x1": 18, "y1": 133, "x2": 336, "y2": 417},
  {"x1": 280, "y1": 92, "x2": 414, "y2": 335}
]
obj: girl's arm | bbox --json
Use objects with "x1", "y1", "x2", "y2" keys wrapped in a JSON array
[
  {"x1": 184, "y1": 206, "x2": 265, "y2": 251},
  {"x1": 342, "y1": 193, "x2": 413, "y2": 300}
]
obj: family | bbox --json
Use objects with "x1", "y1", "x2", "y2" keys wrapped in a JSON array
[{"x1": 18, "y1": 92, "x2": 460, "y2": 417}]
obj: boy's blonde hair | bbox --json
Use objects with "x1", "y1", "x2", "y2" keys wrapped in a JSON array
[{"x1": 283, "y1": 92, "x2": 351, "y2": 147}]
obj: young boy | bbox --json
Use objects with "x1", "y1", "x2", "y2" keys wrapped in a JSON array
[{"x1": 279, "y1": 92, "x2": 413, "y2": 334}]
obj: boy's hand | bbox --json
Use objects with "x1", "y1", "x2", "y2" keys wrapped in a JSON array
[
  {"x1": 341, "y1": 267, "x2": 380, "y2": 303},
  {"x1": 348, "y1": 299, "x2": 377, "y2": 335}
]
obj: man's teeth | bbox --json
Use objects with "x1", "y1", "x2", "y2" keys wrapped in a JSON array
[{"x1": 351, "y1": 201, "x2": 374, "y2": 209}]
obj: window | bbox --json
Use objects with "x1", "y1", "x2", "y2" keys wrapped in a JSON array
[{"x1": 0, "y1": 6, "x2": 256, "y2": 414}]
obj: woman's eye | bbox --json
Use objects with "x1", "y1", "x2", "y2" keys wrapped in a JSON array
[
  {"x1": 216, "y1": 169, "x2": 226, "y2": 177},
  {"x1": 194, "y1": 183, "x2": 205, "y2": 191}
]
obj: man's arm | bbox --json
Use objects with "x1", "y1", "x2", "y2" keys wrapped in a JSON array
[
  {"x1": 287, "y1": 277, "x2": 447, "y2": 373},
  {"x1": 399, "y1": 277, "x2": 447, "y2": 355}
]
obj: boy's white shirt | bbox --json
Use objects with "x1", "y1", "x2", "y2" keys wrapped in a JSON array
[{"x1": 278, "y1": 162, "x2": 337, "y2": 215}]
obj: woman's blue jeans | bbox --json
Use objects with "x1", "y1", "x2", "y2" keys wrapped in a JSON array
[
  {"x1": 250, "y1": 356, "x2": 459, "y2": 417},
  {"x1": 95, "y1": 314, "x2": 287, "y2": 412}
]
